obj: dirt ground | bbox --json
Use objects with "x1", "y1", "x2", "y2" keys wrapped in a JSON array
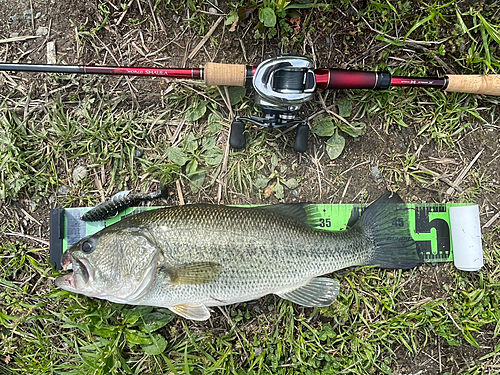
[{"x1": 1, "y1": 0, "x2": 499, "y2": 374}]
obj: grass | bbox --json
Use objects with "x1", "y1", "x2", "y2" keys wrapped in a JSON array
[
  {"x1": 2, "y1": 243, "x2": 499, "y2": 374},
  {"x1": 1, "y1": 0, "x2": 500, "y2": 374}
]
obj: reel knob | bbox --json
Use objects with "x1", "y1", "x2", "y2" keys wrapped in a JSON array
[
  {"x1": 229, "y1": 120, "x2": 246, "y2": 149},
  {"x1": 293, "y1": 123, "x2": 309, "y2": 153}
]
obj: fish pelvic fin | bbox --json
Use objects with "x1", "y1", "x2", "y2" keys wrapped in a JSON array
[
  {"x1": 277, "y1": 277, "x2": 340, "y2": 307},
  {"x1": 170, "y1": 304, "x2": 211, "y2": 321},
  {"x1": 356, "y1": 192, "x2": 423, "y2": 269},
  {"x1": 160, "y1": 262, "x2": 222, "y2": 285}
]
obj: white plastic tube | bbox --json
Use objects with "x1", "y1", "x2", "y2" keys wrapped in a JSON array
[{"x1": 449, "y1": 205, "x2": 483, "y2": 271}]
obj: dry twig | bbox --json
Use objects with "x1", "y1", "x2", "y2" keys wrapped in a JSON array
[
  {"x1": 176, "y1": 180, "x2": 185, "y2": 205},
  {"x1": 187, "y1": 16, "x2": 224, "y2": 60},
  {"x1": 445, "y1": 150, "x2": 483, "y2": 196}
]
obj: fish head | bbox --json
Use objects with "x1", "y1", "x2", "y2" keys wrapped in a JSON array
[{"x1": 55, "y1": 226, "x2": 160, "y2": 304}]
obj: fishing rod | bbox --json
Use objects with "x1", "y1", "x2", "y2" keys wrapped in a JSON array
[{"x1": 1, "y1": 56, "x2": 499, "y2": 152}]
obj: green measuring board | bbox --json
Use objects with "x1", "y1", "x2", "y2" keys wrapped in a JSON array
[{"x1": 49, "y1": 203, "x2": 471, "y2": 270}]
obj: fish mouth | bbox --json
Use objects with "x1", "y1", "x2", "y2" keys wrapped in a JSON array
[{"x1": 55, "y1": 253, "x2": 91, "y2": 290}]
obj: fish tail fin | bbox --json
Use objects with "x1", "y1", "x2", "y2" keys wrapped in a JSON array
[{"x1": 355, "y1": 192, "x2": 422, "y2": 269}]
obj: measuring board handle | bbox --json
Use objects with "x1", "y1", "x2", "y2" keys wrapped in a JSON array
[{"x1": 449, "y1": 206, "x2": 483, "y2": 271}]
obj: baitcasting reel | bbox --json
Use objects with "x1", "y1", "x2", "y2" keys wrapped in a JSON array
[{"x1": 229, "y1": 56, "x2": 316, "y2": 153}]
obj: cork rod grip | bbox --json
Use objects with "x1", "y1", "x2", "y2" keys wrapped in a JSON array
[
  {"x1": 445, "y1": 75, "x2": 500, "y2": 96},
  {"x1": 204, "y1": 62, "x2": 247, "y2": 87}
]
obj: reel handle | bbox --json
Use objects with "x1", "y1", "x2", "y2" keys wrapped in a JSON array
[{"x1": 204, "y1": 62, "x2": 247, "y2": 87}]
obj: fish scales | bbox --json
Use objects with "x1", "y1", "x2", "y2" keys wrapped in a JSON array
[
  {"x1": 134, "y1": 205, "x2": 365, "y2": 307},
  {"x1": 56, "y1": 193, "x2": 422, "y2": 320},
  {"x1": 130, "y1": 205, "x2": 364, "y2": 273}
]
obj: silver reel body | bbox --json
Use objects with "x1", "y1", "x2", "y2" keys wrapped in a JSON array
[{"x1": 253, "y1": 55, "x2": 316, "y2": 121}]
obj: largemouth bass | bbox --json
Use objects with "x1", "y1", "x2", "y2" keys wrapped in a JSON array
[{"x1": 55, "y1": 192, "x2": 422, "y2": 320}]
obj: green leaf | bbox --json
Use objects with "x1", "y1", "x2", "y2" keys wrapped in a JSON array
[
  {"x1": 325, "y1": 133, "x2": 345, "y2": 160},
  {"x1": 201, "y1": 135, "x2": 217, "y2": 152},
  {"x1": 184, "y1": 133, "x2": 198, "y2": 154},
  {"x1": 186, "y1": 159, "x2": 205, "y2": 194},
  {"x1": 286, "y1": 2, "x2": 317, "y2": 9},
  {"x1": 311, "y1": 115, "x2": 336, "y2": 137},
  {"x1": 338, "y1": 121, "x2": 366, "y2": 138},
  {"x1": 375, "y1": 35, "x2": 405, "y2": 46},
  {"x1": 204, "y1": 147, "x2": 223, "y2": 166},
  {"x1": 283, "y1": 178, "x2": 299, "y2": 190},
  {"x1": 455, "y1": 10, "x2": 477, "y2": 44},
  {"x1": 259, "y1": 7, "x2": 276, "y2": 28},
  {"x1": 142, "y1": 333, "x2": 167, "y2": 355},
  {"x1": 122, "y1": 306, "x2": 153, "y2": 326},
  {"x1": 227, "y1": 87, "x2": 247, "y2": 105},
  {"x1": 404, "y1": 11, "x2": 436, "y2": 41},
  {"x1": 254, "y1": 175, "x2": 270, "y2": 189},
  {"x1": 207, "y1": 111, "x2": 224, "y2": 133},
  {"x1": 274, "y1": 182, "x2": 284, "y2": 200},
  {"x1": 166, "y1": 147, "x2": 190, "y2": 166},
  {"x1": 185, "y1": 101, "x2": 207, "y2": 122},
  {"x1": 139, "y1": 311, "x2": 175, "y2": 333},
  {"x1": 337, "y1": 100, "x2": 352, "y2": 118},
  {"x1": 271, "y1": 154, "x2": 279, "y2": 167},
  {"x1": 225, "y1": 11, "x2": 238, "y2": 26},
  {"x1": 186, "y1": 159, "x2": 197, "y2": 175},
  {"x1": 477, "y1": 13, "x2": 500, "y2": 46},
  {"x1": 91, "y1": 325, "x2": 121, "y2": 338},
  {"x1": 125, "y1": 329, "x2": 153, "y2": 345}
]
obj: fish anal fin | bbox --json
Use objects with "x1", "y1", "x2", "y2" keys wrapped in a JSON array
[
  {"x1": 277, "y1": 277, "x2": 340, "y2": 307},
  {"x1": 170, "y1": 304, "x2": 211, "y2": 321},
  {"x1": 162, "y1": 262, "x2": 222, "y2": 285}
]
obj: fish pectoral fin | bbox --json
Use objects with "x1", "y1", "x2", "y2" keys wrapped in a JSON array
[
  {"x1": 161, "y1": 262, "x2": 222, "y2": 285},
  {"x1": 277, "y1": 277, "x2": 340, "y2": 307},
  {"x1": 170, "y1": 304, "x2": 211, "y2": 321}
]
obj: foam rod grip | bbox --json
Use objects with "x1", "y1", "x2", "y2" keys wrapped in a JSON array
[
  {"x1": 445, "y1": 75, "x2": 500, "y2": 96},
  {"x1": 204, "y1": 62, "x2": 246, "y2": 87}
]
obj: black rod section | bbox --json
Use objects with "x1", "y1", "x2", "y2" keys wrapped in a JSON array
[{"x1": 0, "y1": 63, "x2": 83, "y2": 74}]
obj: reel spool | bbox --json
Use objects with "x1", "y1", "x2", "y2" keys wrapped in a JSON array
[{"x1": 229, "y1": 56, "x2": 316, "y2": 153}]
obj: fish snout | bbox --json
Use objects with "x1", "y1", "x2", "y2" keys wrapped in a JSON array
[{"x1": 55, "y1": 252, "x2": 92, "y2": 291}]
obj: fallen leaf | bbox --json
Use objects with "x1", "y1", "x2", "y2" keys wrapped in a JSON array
[
  {"x1": 238, "y1": 6, "x2": 256, "y2": 22},
  {"x1": 228, "y1": 7, "x2": 256, "y2": 31},
  {"x1": 229, "y1": 16, "x2": 239, "y2": 32},
  {"x1": 264, "y1": 181, "x2": 277, "y2": 199}
]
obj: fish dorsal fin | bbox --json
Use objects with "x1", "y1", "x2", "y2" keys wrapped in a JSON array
[
  {"x1": 161, "y1": 262, "x2": 222, "y2": 285},
  {"x1": 277, "y1": 277, "x2": 340, "y2": 307},
  {"x1": 170, "y1": 304, "x2": 211, "y2": 321},
  {"x1": 257, "y1": 204, "x2": 319, "y2": 226}
]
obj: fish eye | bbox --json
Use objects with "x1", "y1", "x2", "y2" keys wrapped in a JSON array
[{"x1": 81, "y1": 240, "x2": 94, "y2": 253}]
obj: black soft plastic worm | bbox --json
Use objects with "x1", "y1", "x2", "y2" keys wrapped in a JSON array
[{"x1": 81, "y1": 188, "x2": 165, "y2": 222}]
